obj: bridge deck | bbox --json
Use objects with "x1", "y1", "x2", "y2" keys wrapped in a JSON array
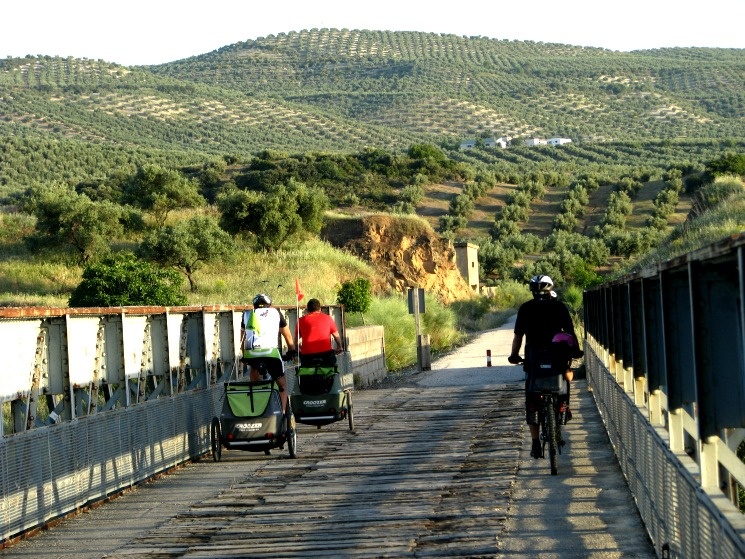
[{"x1": 0, "y1": 319, "x2": 656, "y2": 558}]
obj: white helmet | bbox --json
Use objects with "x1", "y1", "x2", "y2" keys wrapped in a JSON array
[{"x1": 529, "y1": 275, "x2": 554, "y2": 297}]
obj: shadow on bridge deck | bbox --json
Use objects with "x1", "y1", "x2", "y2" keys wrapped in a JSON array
[{"x1": 419, "y1": 317, "x2": 657, "y2": 558}]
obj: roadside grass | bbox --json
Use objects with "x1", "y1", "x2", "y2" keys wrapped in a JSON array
[
  {"x1": 345, "y1": 294, "x2": 467, "y2": 371},
  {"x1": 451, "y1": 280, "x2": 531, "y2": 332},
  {"x1": 185, "y1": 237, "x2": 377, "y2": 307},
  {"x1": 345, "y1": 288, "x2": 526, "y2": 371},
  {"x1": 0, "y1": 235, "x2": 377, "y2": 309}
]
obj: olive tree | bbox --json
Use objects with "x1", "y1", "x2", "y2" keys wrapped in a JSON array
[
  {"x1": 21, "y1": 183, "x2": 124, "y2": 264},
  {"x1": 122, "y1": 164, "x2": 204, "y2": 226},
  {"x1": 138, "y1": 215, "x2": 235, "y2": 291},
  {"x1": 217, "y1": 180, "x2": 328, "y2": 250}
]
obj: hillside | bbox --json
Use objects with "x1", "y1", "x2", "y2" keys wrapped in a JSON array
[
  {"x1": 0, "y1": 30, "x2": 743, "y2": 307},
  {"x1": 151, "y1": 31, "x2": 745, "y2": 143},
  {"x1": 1, "y1": 30, "x2": 742, "y2": 203},
  {"x1": 0, "y1": 31, "x2": 743, "y2": 168}
]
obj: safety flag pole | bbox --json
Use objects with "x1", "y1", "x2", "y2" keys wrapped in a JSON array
[{"x1": 294, "y1": 278, "x2": 304, "y2": 347}]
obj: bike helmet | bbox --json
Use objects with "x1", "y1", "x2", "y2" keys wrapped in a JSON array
[
  {"x1": 529, "y1": 275, "x2": 554, "y2": 298},
  {"x1": 253, "y1": 293, "x2": 272, "y2": 308}
]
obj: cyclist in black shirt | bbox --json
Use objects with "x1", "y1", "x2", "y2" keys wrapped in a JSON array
[{"x1": 508, "y1": 275, "x2": 580, "y2": 459}]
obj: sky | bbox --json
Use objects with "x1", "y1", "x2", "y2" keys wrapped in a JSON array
[{"x1": 2, "y1": 0, "x2": 743, "y2": 67}]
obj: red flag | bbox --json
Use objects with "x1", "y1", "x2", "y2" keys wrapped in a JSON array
[{"x1": 295, "y1": 278, "x2": 304, "y2": 301}]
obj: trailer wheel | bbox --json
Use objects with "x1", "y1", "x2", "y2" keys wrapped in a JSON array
[
  {"x1": 346, "y1": 391, "x2": 355, "y2": 431},
  {"x1": 210, "y1": 417, "x2": 222, "y2": 462},
  {"x1": 287, "y1": 405, "x2": 297, "y2": 458}
]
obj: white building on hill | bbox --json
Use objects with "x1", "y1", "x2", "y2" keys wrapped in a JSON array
[
  {"x1": 483, "y1": 137, "x2": 509, "y2": 149},
  {"x1": 523, "y1": 137, "x2": 547, "y2": 147},
  {"x1": 548, "y1": 137, "x2": 572, "y2": 146}
]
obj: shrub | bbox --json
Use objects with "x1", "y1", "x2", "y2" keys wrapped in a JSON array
[
  {"x1": 489, "y1": 279, "x2": 532, "y2": 309},
  {"x1": 346, "y1": 294, "x2": 464, "y2": 370},
  {"x1": 69, "y1": 253, "x2": 187, "y2": 307},
  {"x1": 337, "y1": 278, "x2": 372, "y2": 321},
  {"x1": 421, "y1": 294, "x2": 464, "y2": 351}
]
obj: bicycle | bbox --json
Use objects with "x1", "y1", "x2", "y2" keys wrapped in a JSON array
[
  {"x1": 511, "y1": 355, "x2": 570, "y2": 476},
  {"x1": 535, "y1": 387, "x2": 566, "y2": 475}
]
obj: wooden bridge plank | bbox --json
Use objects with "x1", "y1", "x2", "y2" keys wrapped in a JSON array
[{"x1": 102, "y1": 384, "x2": 525, "y2": 558}]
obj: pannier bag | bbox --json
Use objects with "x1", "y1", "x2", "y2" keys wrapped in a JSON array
[{"x1": 526, "y1": 345, "x2": 568, "y2": 394}]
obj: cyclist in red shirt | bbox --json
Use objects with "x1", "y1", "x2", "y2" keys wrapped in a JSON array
[{"x1": 297, "y1": 298, "x2": 343, "y2": 367}]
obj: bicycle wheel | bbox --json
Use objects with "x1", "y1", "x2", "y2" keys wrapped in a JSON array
[
  {"x1": 538, "y1": 399, "x2": 548, "y2": 459},
  {"x1": 547, "y1": 395, "x2": 559, "y2": 475}
]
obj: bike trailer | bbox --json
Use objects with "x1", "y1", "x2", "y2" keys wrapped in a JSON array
[
  {"x1": 215, "y1": 380, "x2": 285, "y2": 451},
  {"x1": 291, "y1": 365, "x2": 354, "y2": 429}
]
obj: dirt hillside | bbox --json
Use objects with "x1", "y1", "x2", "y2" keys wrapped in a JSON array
[{"x1": 322, "y1": 214, "x2": 474, "y2": 304}]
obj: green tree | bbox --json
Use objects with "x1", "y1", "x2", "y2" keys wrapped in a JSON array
[
  {"x1": 707, "y1": 153, "x2": 745, "y2": 177},
  {"x1": 217, "y1": 180, "x2": 328, "y2": 250},
  {"x1": 292, "y1": 179, "x2": 330, "y2": 235},
  {"x1": 69, "y1": 253, "x2": 186, "y2": 307},
  {"x1": 22, "y1": 183, "x2": 124, "y2": 264},
  {"x1": 122, "y1": 164, "x2": 205, "y2": 226},
  {"x1": 138, "y1": 216, "x2": 235, "y2": 291},
  {"x1": 252, "y1": 184, "x2": 303, "y2": 250},
  {"x1": 337, "y1": 278, "x2": 372, "y2": 324},
  {"x1": 477, "y1": 238, "x2": 520, "y2": 279},
  {"x1": 399, "y1": 184, "x2": 425, "y2": 208},
  {"x1": 216, "y1": 186, "x2": 262, "y2": 235},
  {"x1": 438, "y1": 214, "x2": 468, "y2": 235}
]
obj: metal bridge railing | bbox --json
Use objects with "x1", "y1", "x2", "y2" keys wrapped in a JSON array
[
  {"x1": 584, "y1": 233, "x2": 745, "y2": 558},
  {"x1": 0, "y1": 303, "x2": 346, "y2": 542}
]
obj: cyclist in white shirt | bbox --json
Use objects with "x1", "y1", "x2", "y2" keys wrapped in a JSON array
[{"x1": 241, "y1": 293, "x2": 296, "y2": 412}]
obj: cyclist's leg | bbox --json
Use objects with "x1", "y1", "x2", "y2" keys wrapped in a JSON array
[
  {"x1": 557, "y1": 383, "x2": 571, "y2": 424},
  {"x1": 244, "y1": 358, "x2": 263, "y2": 381},
  {"x1": 526, "y1": 389, "x2": 542, "y2": 458},
  {"x1": 277, "y1": 376, "x2": 288, "y2": 413},
  {"x1": 553, "y1": 395, "x2": 565, "y2": 446},
  {"x1": 265, "y1": 360, "x2": 288, "y2": 413}
]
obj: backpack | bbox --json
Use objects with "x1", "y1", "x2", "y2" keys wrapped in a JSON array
[
  {"x1": 525, "y1": 330, "x2": 582, "y2": 394},
  {"x1": 526, "y1": 345, "x2": 566, "y2": 379}
]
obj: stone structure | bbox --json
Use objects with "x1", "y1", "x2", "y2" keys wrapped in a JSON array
[
  {"x1": 454, "y1": 241, "x2": 479, "y2": 292},
  {"x1": 343, "y1": 325, "x2": 387, "y2": 387}
]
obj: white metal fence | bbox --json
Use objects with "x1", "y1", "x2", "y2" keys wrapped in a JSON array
[
  {"x1": 584, "y1": 233, "x2": 745, "y2": 558},
  {"x1": 0, "y1": 385, "x2": 220, "y2": 540},
  {"x1": 0, "y1": 303, "x2": 347, "y2": 542}
]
